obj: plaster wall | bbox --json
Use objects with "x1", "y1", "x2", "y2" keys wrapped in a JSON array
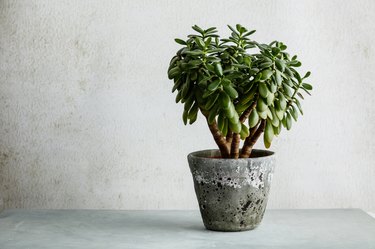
[{"x1": 1, "y1": 0, "x2": 374, "y2": 212}]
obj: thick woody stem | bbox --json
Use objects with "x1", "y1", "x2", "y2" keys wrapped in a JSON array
[
  {"x1": 230, "y1": 133, "x2": 240, "y2": 159},
  {"x1": 240, "y1": 119, "x2": 266, "y2": 158},
  {"x1": 239, "y1": 100, "x2": 257, "y2": 123},
  {"x1": 199, "y1": 108, "x2": 230, "y2": 158},
  {"x1": 226, "y1": 131, "x2": 233, "y2": 143},
  {"x1": 230, "y1": 100, "x2": 257, "y2": 159},
  {"x1": 205, "y1": 117, "x2": 230, "y2": 158}
]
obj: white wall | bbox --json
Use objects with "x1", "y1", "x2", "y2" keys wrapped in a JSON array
[{"x1": 1, "y1": 0, "x2": 374, "y2": 212}]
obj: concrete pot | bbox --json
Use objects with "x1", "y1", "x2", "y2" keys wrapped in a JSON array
[{"x1": 187, "y1": 149, "x2": 275, "y2": 231}]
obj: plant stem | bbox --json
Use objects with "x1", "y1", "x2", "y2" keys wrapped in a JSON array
[
  {"x1": 240, "y1": 119, "x2": 266, "y2": 158},
  {"x1": 239, "y1": 99, "x2": 257, "y2": 123},
  {"x1": 203, "y1": 116, "x2": 230, "y2": 158},
  {"x1": 229, "y1": 100, "x2": 257, "y2": 159},
  {"x1": 230, "y1": 134, "x2": 240, "y2": 159}
]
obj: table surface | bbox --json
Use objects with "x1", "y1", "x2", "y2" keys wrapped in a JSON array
[{"x1": 0, "y1": 209, "x2": 375, "y2": 249}]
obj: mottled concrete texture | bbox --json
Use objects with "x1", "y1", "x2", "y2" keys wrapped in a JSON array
[
  {"x1": 0, "y1": 0, "x2": 375, "y2": 212},
  {"x1": 188, "y1": 150, "x2": 275, "y2": 231}
]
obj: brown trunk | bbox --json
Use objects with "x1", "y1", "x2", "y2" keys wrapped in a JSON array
[
  {"x1": 226, "y1": 131, "x2": 233, "y2": 144},
  {"x1": 240, "y1": 119, "x2": 266, "y2": 158},
  {"x1": 239, "y1": 100, "x2": 257, "y2": 123},
  {"x1": 230, "y1": 133, "x2": 240, "y2": 159},
  {"x1": 206, "y1": 118, "x2": 230, "y2": 158},
  {"x1": 230, "y1": 101, "x2": 257, "y2": 159}
]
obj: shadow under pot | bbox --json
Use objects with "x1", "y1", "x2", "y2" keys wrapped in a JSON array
[{"x1": 187, "y1": 149, "x2": 276, "y2": 232}]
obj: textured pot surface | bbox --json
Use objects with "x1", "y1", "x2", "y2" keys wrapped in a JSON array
[{"x1": 188, "y1": 149, "x2": 276, "y2": 232}]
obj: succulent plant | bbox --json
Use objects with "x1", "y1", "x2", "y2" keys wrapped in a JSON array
[{"x1": 168, "y1": 24, "x2": 312, "y2": 158}]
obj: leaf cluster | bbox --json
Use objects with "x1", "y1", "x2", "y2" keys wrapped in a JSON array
[{"x1": 168, "y1": 24, "x2": 312, "y2": 148}]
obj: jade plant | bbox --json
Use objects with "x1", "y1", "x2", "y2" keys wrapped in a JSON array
[{"x1": 167, "y1": 24, "x2": 312, "y2": 159}]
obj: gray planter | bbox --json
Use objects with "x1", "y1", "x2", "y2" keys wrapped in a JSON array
[{"x1": 187, "y1": 149, "x2": 276, "y2": 232}]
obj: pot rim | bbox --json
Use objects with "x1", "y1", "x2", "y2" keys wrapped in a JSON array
[{"x1": 188, "y1": 149, "x2": 275, "y2": 162}]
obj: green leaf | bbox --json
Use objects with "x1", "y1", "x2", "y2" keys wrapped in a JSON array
[
  {"x1": 208, "y1": 103, "x2": 219, "y2": 124},
  {"x1": 273, "y1": 124, "x2": 282, "y2": 136},
  {"x1": 204, "y1": 93, "x2": 220, "y2": 110},
  {"x1": 221, "y1": 78, "x2": 231, "y2": 87},
  {"x1": 269, "y1": 82, "x2": 277, "y2": 93},
  {"x1": 182, "y1": 110, "x2": 188, "y2": 125},
  {"x1": 266, "y1": 92, "x2": 274, "y2": 105},
  {"x1": 259, "y1": 62, "x2": 273, "y2": 69},
  {"x1": 284, "y1": 67, "x2": 293, "y2": 77},
  {"x1": 283, "y1": 84, "x2": 293, "y2": 97},
  {"x1": 202, "y1": 89, "x2": 215, "y2": 98},
  {"x1": 227, "y1": 25, "x2": 238, "y2": 35},
  {"x1": 205, "y1": 37, "x2": 212, "y2": 46},
  {"x1": 229, "y1": 120, "x2": 241, "y2": 133},
  {"x1": 207, "y1": 79, "x2": 221, "y2": 91},
  {"x1": 261, "y1": 69, "x2": 273, "y2": 81},
  {"x1": 243, "y1": 30, "x2": 256, "y2": 36},
  {"x1": 239, "y1": 88, "x2": 256, "y2": 105},
  {"x1": 286, "y1": 112, "x2": 292, "y2": 130},
  {"x1": 192, "y1": 25, "x2": 204, "y2": 34},
  {"x1": 217, "y1": 113, "x2": 225, "y2": 131},
  {"x1": 235, "y1": 101, "x2": 252, "y2": 113},
  {"x1": 183, "y1": 50, "x2": 204, "y2": 56},
  {"x1": 303, "y1": 71, "x2": 311, "y2": 78},
  {"x1": 220, "y1": 92, "x2": 231, "y2": 109},
  {"x1": 221, "y1": 117, "x2": 228, "y2": 136},
  {"x1": 258, "y1": 110, "x2": 268, "y2": 119},
  {"x1": 264, "y1": 120, "x2": 274, "y2": 143},
  {"x1": 223, "y1": 85, "x2": 239, "y2": 99},
  {"x1": 184, "y1": 94, "x2": 195, "y2": 111},
  {"x1": 175, "y1": 91, "x2": 182, "y2": 103},
  {"x1": 168, "y1": 66, "x2": 180, "y2": 79},
  {"x1": 188, "y1": 60, "x2": 202, "y2": 67},
  {"x1": 264, "y1": 137, "x2": 271, "y2": 149},
  {"x1": 275, "y1": 107, "x2": 284, "y2": 120},
  {"x1": 214, "y1": 63, "x2": 223, "y2": 77},
  {"x1": 172, "y1": 78, "x2": 182, "y2": 93},
  {"x1": 271, "y1": 111, "x2": 280, "y2": 127},
  {"x1": 278, "y1": 93, "x2": 287, "y2": 110},
  {"x1": 169, "y1": 56, "x2": 179, "y2": 67},
  {"x1": 289, "y1": 60, "x2": 302, "y2": 67},
  {"x1": 275, "y1": 70, "x2": 282, "y2": 86},
  {"x1": 290, "y1": 105, "x2": 298, "y2": 121},
  {"x1": 205, "y1": 27, "x2": 217, "y2": 33},
  {"x1": 181, "y1": 77, "x2": 191, "y2": 99},
  {"x1": 266, "y1": 107, "x2": 273, "y2": 120},
  {"x1": 259, "y1": 82, "x2": 269, "y2": 98},
  {"x1": 249, "y1": 110, "x2": 259, "y2": 128},
  {"x1": 295, "y1": 98, "x2": 304, "y2": 115},
  {"x1": 275, "y1": 59, "x2": 285, "y2": 72},
  {"x1": 225, "y1": 103, "x2": 237, "y2": 119},
  {"x1": 302, "y1": 83, "x2": 313, "y2": 90},
  {"x1": 272, "y1": 47, "x2": 281, "y2": 56},
  {"x1": 257, "y1": 98, "x2": 268, "y2": 112},
  {"x1": 194, "y1": 37, "x2": 205, "y2": 48},
  {"x1": 240, "y1": 123, "x2": 250, "y2": 139},
  {"x1": 187, "y1": 102, "x2": 199, "y2": 125},
  {"x1": 174, "y1": 38, "x2": 186, "y2": 45}
]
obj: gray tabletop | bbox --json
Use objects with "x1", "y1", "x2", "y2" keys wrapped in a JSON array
[{"x1": 0, "y1": 209, "x2": 375, "y2": 249}]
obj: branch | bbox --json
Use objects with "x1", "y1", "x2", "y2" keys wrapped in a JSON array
[
  {"x1": 230, "y1": 100, "x2": 257, "y2": 159},
  {"x1": 226, "y1": 130, "x2": 233, "y2": 143},
  {"x1": 240, "y1": 119, "x2": 266, "y2": 158},
  {"x1": 239, "y1": 99, "x2": 257, "y2": 123},
  {"x1": 230, "y1": 133, "x2": 240, "y2": 159},
  {"x1": 200, "y1": 108, "x2": 230, "y2": 158},
  {"x1": 206, "y1": 118, "x2": 230, "y2": 158}
]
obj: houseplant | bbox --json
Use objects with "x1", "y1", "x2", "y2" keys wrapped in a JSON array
[{"x1": 167, "y1": 24, "x2": 312, "y2": 231}]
